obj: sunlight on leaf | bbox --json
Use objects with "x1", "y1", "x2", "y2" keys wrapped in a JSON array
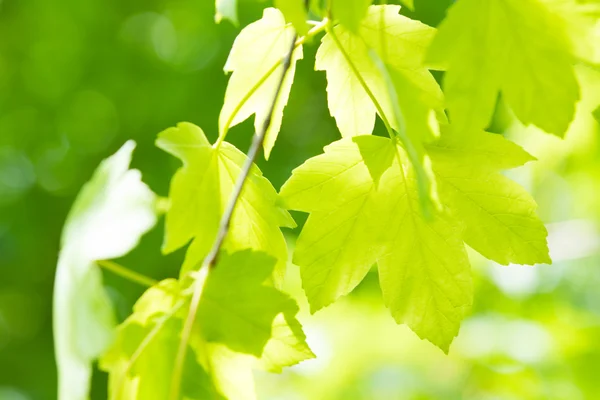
[
  {"x1": 281, "y1": 130, "x2": 550, "y2": 351},
  {"x1": 156, "y1": 122, "x2": 295, "y2": 284},
  {"x1": 427, "y1": 0, "x2": 580, "y2": 137},
  {"x1": 215, "y1": 0, "x2": 237, "y2": 25},
  {"x1": 54, "y1": 141, "x2": 157, "y2": 400},
  {"x1": 219, "y1": 8, "x2": 303, "y2": 159},
  {"x1": 101, "y1": 251, "x2": 313, "y2": 400}
]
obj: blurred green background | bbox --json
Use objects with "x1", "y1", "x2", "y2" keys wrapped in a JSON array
[{"x1": 1, "y1": 0, "x2": 600, "y2": 399}]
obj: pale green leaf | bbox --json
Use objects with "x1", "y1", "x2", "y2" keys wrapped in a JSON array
[
  {"x1": 156, "y1": 122, "x2": 295, "y2": 284},
  {"x1": 275, "y1": 0, "x2": 309, "y2": 35},
  {"x1": 281, "y1": 137, "x2": 395, "y2": 310},
  {"x1": 426, "y1": 0, "x2": 580, "y2": 137},
  {"x1": 331, "y1": 0, "x2": 372, "y2": 33},
  {"x1": 197, "y1": 250, "x2": 300, "y2": 356},
  {"x1": 281, "y1": 135, "x2": 470, "y2": 350},
  {"x1": 215, "y1": 0, "x2": 237, "y2": 25},
  {"x1": 257, "y1": 312, "x2": 315, "y2": 373},
  {"x1": 427, "y1": 128, "x2": 551, "y2": 265},
  {"x1": 101, "y1": 251, "x2": 313, "y2": 400},
  {"x1": 197, "y1": 250, "x2": 314, "y2": 370},
  {"x1": 316, "y1": 5, "x2": 443, "y2": 139},
  {"x1": 425, "y1": 126, "x2": 536, "y2": 170},
  {"x1": 54, "y1": 141, "x2": 157, "y2": 400},
  {"x1": 219, "y1": 8, "x2": 303, "y2": 159},
  {"x1": 316, "y1": 5, "x2": 443, "y2": 213},
  {"x1": 378, "y1": 195, "x2": 471, "y2": 353},
  {"x1": 281, "y1": 132, "x2": 550, "y2": 350},
  {"x1": 541, "y1": 0, "x2": 600, "y2": 65},
  {"x1": 99, "y1": 280, "x2": 228, "y2": 400}
]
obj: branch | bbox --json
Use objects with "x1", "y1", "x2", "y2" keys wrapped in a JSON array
[{"x1": 168, "y1": 32, "x2": 299, "y2": 400}]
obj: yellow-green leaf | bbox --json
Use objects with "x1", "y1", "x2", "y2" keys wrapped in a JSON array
[
  {"x1": 331, "y1": 0, "x2": 373, "y2": 33},
  {"x1": 426, "y1": 0, "x2": 580, "y2": 137},
  {"x1": 215, "y1": 0, "x2": 237, "y2": 25},
  {"x1": 156, "y1": 122, "x2": 295, "y2": 284},
  {"x1": 281, "y1": 130, "x2": 550, "y2": 350},
  {"x1": 219, "y1": 8, "x2": 303, "y2": 159},
  {"x1": 101, "y1": 251, "x2": 313, "y2": 400},
  {"x1": 275, "y1": 0, "x2": 309, "y2": 35},
  {"x1": 316, "y1": 5, "x2": 442, "y2": 140}
]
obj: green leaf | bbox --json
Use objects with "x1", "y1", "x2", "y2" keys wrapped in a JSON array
[
  {"x1": 316, "y1": 5, "x2": 443, "y2": 139},
  {"x1": 156, "y1": 122, "x2": 296, "y2": 284},
  {"x1": 281, "y1": 132, "x2": 550, "y2": 351},
  {"x1": 426, "y1": 0, "x2": 580, "y2": 137},
  {"x1": 316, "y1": 5, "x2": 443, "y2": 215},
  {"x1": 275, "y1": 0, "x2": 309, "y2": 35},
  {"x1": 219, "y1": 8, "x2": 303, "y2": 159},
  {"x1": 99, "y1": 280, "x2": 230, "y2": 400},
  {"x1": 101, "y1": 251, "x2": 313, "y2": 400},
  {"x1": 54, "y1": 141, "x2": 157, "y2": 400},
  {"x1": 331, "y1": 0, "x2": 373, "y2": 33},
  {"x1": 198, "y1": 251, "x2": 302, "y2": 356},
  {"x1": 399, "y1": 0, "x2": 414, "y2": 10},
  {"x1": 427, "y1": 127, "x2": 551, "y2": 266},
  {"x1": 215, "y1": 0, "x2": 237, "y2": 25}
]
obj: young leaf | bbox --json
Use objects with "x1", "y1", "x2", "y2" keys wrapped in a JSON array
[
  {"x1": 280, "y1": 135, "x2": 470, "y2": 351},
  {"x1": 156, "y1": 122, "x2": 296, "y2": 284},
  {"x1": 99, "y1": 280, "x2": 230, "y2": 400},
  {"x1": 281, "y1": 131, "x2": 550, "y2": 351},
  {"x1": 275, "y1": 0, "x2": 309, "y2": 35},
  {"x1": 215, "y1": 0, "x2": 237, "y2": 25},
  {"x1": 54, "y1": 141, "x2": 157, "y2": 400},
  {"x1": 197, "y1": 251, "x2": 303, "y2": 356},
  {"x1": 331, "y1": 0, "x2": 372, "y2": 33},
  {"x1": 101, "y1": 251, "x2": 313, "y2": 400},
  {"x1": 219, "y1": 8, "x2": 303, "y2": 159},
  {"x1": 316, "y1": 5, "x2": 443, "y2": 219},
  {"x1": 426, "y1": 0, "x2": 580, "y2": 137},
  {"x1": 316, "y1": 5, "x2": 443, "y2": 139},
  {"x1": 427, "y1": 127, "x2": 551, "y2": 266}
]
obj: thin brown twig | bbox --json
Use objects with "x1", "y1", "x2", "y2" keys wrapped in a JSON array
[{"x1": 168, "y1": 31, "x2": 299, "y2": 400}]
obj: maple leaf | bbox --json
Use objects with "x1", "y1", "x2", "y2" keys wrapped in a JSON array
[
  {"x1": 101, "y1": 251, "x2": 313, "y2": 400},
  {"x1": 219, "y1": 8, "x2": 303, "y2": 159},
  {"x1": 156, "y1": 122, "x2": 295, "y2": 284},
  {"x1": 316, "y1": 5, "x2": 443, "y2": 140},
  {"x1": 426, "y1": 0, "x2": 580, "y2": 137},
  {"x1": 281, "y1": 130, "x2": 550, "y2": 351}
]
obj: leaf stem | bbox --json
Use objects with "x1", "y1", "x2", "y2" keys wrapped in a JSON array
[
  {"x1": 97, "y1": 260, "x2": 158, "y2": 288},
  {"x1": 217, "y1": 18, "x2": 329, "y2": 146},
  {"x1": 168, "y1": 32, "x2": 300, "y2": 400}
]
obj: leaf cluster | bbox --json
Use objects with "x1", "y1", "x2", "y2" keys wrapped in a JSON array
[{"x1": 53, "y1": 0, "x2": 599, "y2": 398}]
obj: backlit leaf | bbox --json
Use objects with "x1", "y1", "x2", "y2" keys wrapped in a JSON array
[
  {"x1": 156, "y1": 122, "x2": 296, "y2": 284},
  {"x1": 215, "y1": 0, "x2": 237, "y2": 25},
  {"x1": 331, "y1": 0, "x2": 372, "y2": 33},
  {"x1": 219, "y1": 8, "x2": 303, "y2": 159},
  {"x1": 54, "y1": 142, "x2": 157, "y2": 400},
  {"x1": 101, "y1": 250, "x2": 312, "y2": 400},
  {"x1": 426, "y1": 0, "x2": 580, "y2": 137},
  {"x1": 281, "y1": 131, "x2": 550, "y2": 351},
  {"x1": 275, "y1": 0, "x2": 309, "y2": 35}
]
